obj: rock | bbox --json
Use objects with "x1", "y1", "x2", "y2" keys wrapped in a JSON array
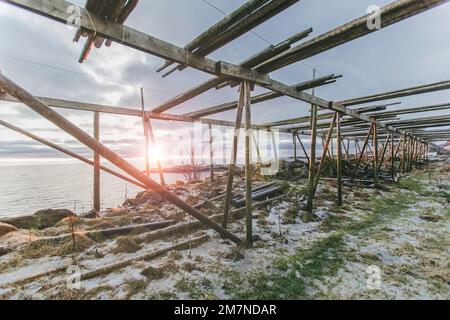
[
  {"x1": 0, "y1": 246, "x2": 11, "y2": 256},
  {"x1": 123, "y1": 190, "x2": 163, "y2": 206},
  {"x1": 0, "y1": 230, "x2": 38, "y2": 248},
  {"x1": 81, "y1": 209, "x2": 98, "y2": 219},
  {"x1": 0, "y1": 222, "x2": 18, "y2": 237},
  {"x1": 0, "y1": 209, "x2": 76, "y2": 230}
]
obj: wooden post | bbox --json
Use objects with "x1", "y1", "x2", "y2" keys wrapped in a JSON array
[
  {"x1": 208, "y1": 123, "x2": 214, "y2": 181},
  {"x1": 0, "y1": 71, "x2": 242, "y2": 244},
  {"x1": 222, "y1": 84, "x2": 245, "y2": 228},
  {"x1": 140, "y1": 87, "x2": 150, "y2": 178},
  {"x1": 244, "y1": 81, "x2": 253, "y2": 246},
  {"x1": 306, "y1": 69, "x2": 317, "y2": 213},
  {"x1": 293, "y1": 132, "x2": 297, "y2": 161},
  {"x1": 373, "y1": 122, "x2": 379, "y2": 188},
  {"x1": 401, "y1": 133, "x2": 407, "y2": 174},
  {"x1": 93, "y1": 111, "x2": 100, "y2": 212},
  {"x1": 336, "y1": 112, "x2": 342, "y2": 206},
  {"x1": 391, "y1": 132, "x2": 395, "y2": 180}
]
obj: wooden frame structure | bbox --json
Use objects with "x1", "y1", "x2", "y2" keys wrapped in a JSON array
[{"x1": 1, "y1": 0, "x2": 449, "y2": 246}]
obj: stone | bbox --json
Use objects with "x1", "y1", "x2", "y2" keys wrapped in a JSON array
[
  {"x1": 0, "y1": 222, "x2": 18, "y2": 237},
  {"x1": 123, "y1": 190, "x2": 163, "y2": 206},
  {"x1": 0, "y1": 209, "x2": 76, "y2": 230},
  {"x1": 0, "y1": 246, "x2": 11, "y2": 256}
]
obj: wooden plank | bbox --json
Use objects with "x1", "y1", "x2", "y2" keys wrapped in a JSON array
[
  {"x1": 222, "y1": 84, "x2": 245, "y2": 229},
  {"x1": 341, "y1": 80, "x2": 450, "y2": 106}
]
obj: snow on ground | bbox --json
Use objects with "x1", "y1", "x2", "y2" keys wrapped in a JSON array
[{"x1": 0, "y1": 164, "x2": 448, "y2": 299}]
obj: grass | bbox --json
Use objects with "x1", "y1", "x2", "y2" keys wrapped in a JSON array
[
  {"x1": 221, "y1": 182, "x2": 418, "y2": 299},
  {"x1": 124, "y1": 278, "x2": 148, "y2": 299},
  {"x1": 111, "y1": 236, "x2": 142, "y2": 254}
]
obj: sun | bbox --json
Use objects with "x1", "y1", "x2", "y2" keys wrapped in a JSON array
[{"x1": 148, "y1": 145, "x2": 162, "y2": 160}]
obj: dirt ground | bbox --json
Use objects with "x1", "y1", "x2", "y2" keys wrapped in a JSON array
[{"x1": 0, "y1": 164, "x2": 448, "y2": 300}]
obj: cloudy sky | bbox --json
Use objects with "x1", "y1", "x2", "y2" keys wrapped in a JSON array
[{"x1": 0, "y1": 0, "x2": 449, "y2": 165}]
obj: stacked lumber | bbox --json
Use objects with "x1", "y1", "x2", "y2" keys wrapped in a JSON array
[
  {"x1": 158, "y1": 0, "x2": 300, "y2": 77},
  {"x1": 74, "y1": 0, "x2": 139, "y2": 63}
]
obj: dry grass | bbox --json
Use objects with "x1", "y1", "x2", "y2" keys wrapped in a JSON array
[
  {"x1": 111, "y1": 236, "x2": 142, "y2": 254},
  {"x1": 141, "y1": 266, "x2": 166, "y2": 280}
]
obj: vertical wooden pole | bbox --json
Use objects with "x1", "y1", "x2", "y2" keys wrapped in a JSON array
[
  {"x1": 244, "y1": 81, "x2": 253, "y2": 246},
  {"x1": 373, "y1": 123, "x2": 379, "y2": 188},
  {"x1": 93, "y1": 111, "x2": 100, "y2": 212},
  {"x1": 306, "y1": 69, "x2": 317, "y2": 213},
  {"x1": 293, "y1": 132, "x2": 297, "y2": 161},
  {"x1": 140, "y1": 87, "x2": 150, "y2": 178},
  {"x1": 391, "y1": 132, "x2": 395, "y2": 180},
  {"x1": 222, "y1": 84, "x2": 245, "y2": 228},
  {"x1": 336, "y1": 112, "x2": 342, "y2": 206},
  {"x1": 208, "y1": 123, "x2": 214, "y2": 181}
]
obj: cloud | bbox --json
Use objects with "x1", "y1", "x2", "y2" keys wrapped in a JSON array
[{"x1": 1, "y1": 0, "x2": 449, "y2": 160}]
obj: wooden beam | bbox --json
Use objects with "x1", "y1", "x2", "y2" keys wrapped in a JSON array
[
  {"x1": 341, "y1": 80, "x2": 450, "y2": 106},
  {"x1": 222, "y1": 85, "x2": 245, "y2": 228}
]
